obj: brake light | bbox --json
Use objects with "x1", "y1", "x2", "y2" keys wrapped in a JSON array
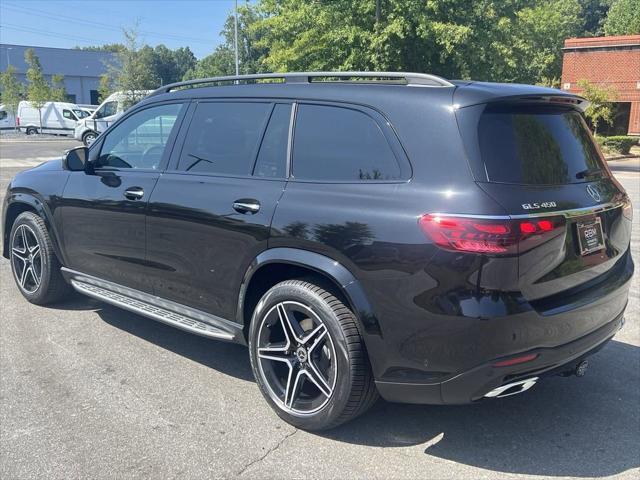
[
  {"x1": 16, "y1": 117, "x2": 20, "y2": 126},
  {"x1": 419, "y1": 214, "x2": 565, "y2": 255}
]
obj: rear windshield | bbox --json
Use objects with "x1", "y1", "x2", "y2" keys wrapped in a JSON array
[{"x1": 474, "y1": 105, "x2": 605, "y2": 185}]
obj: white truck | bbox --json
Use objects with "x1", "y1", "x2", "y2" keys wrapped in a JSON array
[
  {"x1": 16, "y1": 101, "x2": 86, "y2": 136},
  {"x1": 0, "y1": 104, "x2": 17, "y2": 130},
  {"x1": 74, "y1": 90, "x2": 152, "y2": 146}
]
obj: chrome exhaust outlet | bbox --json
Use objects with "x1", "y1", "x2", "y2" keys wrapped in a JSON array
[{"x1": 484, "y1": 377, "x2": 539, "y2": 399}]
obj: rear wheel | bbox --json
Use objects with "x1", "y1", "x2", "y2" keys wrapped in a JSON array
[
  {"x1": 249, "y1": 280, "x2": 378, "y2": 430},
  {"x1": 9, "y1": 212, "x2": 71, "y2": 305},
  {"x1": 25, "y1": 127, "x2": 38, "y2": 135}
]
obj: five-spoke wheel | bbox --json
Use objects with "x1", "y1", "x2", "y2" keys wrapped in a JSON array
[
  {"x1": 9, "y1": 212, "x2": 70, "y2": 305},
  {"x1": 11, "y1": 224, "x2": 42, "y2": 294},
  {"x1": 256, "y1": 301, "x2": 337, "y2": 414},
  {"x1": 249, "y1": 280, "x2": 378, "y2": 430}
]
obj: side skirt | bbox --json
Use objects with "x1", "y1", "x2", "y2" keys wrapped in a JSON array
[{"x1": 61, "y1": 268, "x2": 245, "y2": 344}]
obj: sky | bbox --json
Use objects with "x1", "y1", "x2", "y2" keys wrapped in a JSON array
[{"x1": 0, "y1": 0, "x2": 241, "y2": 59}]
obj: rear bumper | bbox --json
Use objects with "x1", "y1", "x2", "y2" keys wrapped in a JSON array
[{"x1": 376, "y1": 308, "x2": 625, "y2": 405}]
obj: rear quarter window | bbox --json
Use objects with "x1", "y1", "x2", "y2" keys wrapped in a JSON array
[{"x1": 292, "y1": 104, "x2": 403, "y2": 182}]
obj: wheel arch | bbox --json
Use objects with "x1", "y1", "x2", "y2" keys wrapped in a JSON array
[
  {"x1": 3, "y1": 195, "x2": 64, "y2": 264},
  {"x1": 237, "y1": 248, "x2": 382, "y2": 340}
]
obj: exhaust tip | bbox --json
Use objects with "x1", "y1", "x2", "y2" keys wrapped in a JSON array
[{"x1": 484, "y1": 377, "x2": 539, "y2": 399}]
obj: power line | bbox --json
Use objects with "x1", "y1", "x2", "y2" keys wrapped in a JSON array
[
  {"x1": 1, "y1": 23, "x2": 102, "y2": 44},
  {"x1": 2, "y1": 2, "x2": 216, "y2": 45}
]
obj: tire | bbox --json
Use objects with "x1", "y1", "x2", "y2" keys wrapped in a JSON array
[
  {"x1": 9, "y1": 212, "x2": 71, "y2": 305},
  {"x1": 249, "y1": 280, "x2": 379, "y2": 430},
  {"x1": 82, "y1": 131, "x2": 97, "y2": 146},
  {"x1": 25, "y1": 127, "x2": 38, "y2": 135}
]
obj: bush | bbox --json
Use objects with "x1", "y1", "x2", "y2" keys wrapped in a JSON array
[{"x1": 595, "y1": 135, "x2": 639, "y2": 155}]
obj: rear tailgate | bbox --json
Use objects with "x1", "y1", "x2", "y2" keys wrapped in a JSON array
[{"x1": 456, "y1": 100, "x2": 633, "y2": 313}]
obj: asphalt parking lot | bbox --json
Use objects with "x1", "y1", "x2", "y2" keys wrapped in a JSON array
[{"x1": 1, "y1": 139, "x2": 638, "y2": 479}]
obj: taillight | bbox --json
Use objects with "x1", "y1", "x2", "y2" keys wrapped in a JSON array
[
  {"x1": 16, "y1": 117, "x2": 20, "y2": 126},
  {"x1": 419, "y1": 214, "x2": 565, "y2": 255}
]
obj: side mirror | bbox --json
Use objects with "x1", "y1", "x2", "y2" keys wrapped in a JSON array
[{"x1": 63, "y1": 146, "x2": 89, "y2": 171}]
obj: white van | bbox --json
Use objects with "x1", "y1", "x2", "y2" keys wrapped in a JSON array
[
  {"x1": 0, "y1": 104, "x2": 17, "y2": 130},
  {"x1": 74, "y1": 90, "x2": 151, "y2": 146},
  {"x1": 17, "y1": 101, "x2": 86, "y2": 136}
]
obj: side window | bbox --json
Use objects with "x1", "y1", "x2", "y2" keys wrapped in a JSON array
[
  {"x1": 63, "y1": 109, "x2": 75, "y2": 120},
  {"x1": 178, "y1": 102, "x2": 271, "y2": 175},
  {"x1": 254, "y1": 104, "x2": 291, "y2": 178},
  {"x1": 97, "y1": 103, "x2": 183, "y2": 170},
  {"x1": 293, "y1": 104, "x2": 401, "y2": 181},
  {"x1": 94, "y1": 101, "x2": 117, "y2": 119},
  {"x1": 0, "y1": 111, "x2": 7, "y2": 120}
]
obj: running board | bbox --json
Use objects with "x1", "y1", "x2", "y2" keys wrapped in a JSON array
[{"x1": 64, "y1": 269, "x2": 242, "y2": 342}]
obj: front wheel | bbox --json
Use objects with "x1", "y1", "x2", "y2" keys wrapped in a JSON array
[
  {"x1": 249, "y1": 280, "x2": 378, "y2": 430},
  {"x1": 9, "y1": 212, "x2": 71, "y2": 305},
  {"x1": 82, "y1": 131, "x2": 97, "y2": 146},
  {"x1": 25, "y1": 127, "x2": 38, "y2": 135}
]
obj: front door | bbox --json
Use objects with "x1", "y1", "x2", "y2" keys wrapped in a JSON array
[
  {"x1": 59, "y1": 102, "x2": 186, "y2": 293},
  {"x1": 146, "y1": 101, "x2": 292, "y2": 319}
]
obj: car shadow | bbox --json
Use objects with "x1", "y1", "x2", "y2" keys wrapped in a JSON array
[{"x1": 93, "y1": 302, "x2": 638, "y2": 478}]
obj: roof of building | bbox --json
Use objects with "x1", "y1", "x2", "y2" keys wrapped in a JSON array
[
  {"x1": 0, "y1": 43, "x2": 116, "y2": 77},
  {"x1": 563, "y1": 35, "x2": 640, "y2": 50}
]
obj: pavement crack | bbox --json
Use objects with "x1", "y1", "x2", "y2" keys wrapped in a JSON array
[{"x1": 237, "y1": 428, "x2": 298, "y2": 476}]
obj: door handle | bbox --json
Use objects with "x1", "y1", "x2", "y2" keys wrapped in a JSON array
[
  {"x1": 124, "y1": 187, "x2": 145, "y2": 200},
  {"x1": 233, "y1": 199, "x2": 260, "y2": 214}
]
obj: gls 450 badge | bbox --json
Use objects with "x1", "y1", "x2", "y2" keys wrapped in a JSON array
[{"x1": 522, "y1": 201, "x2": 557, "y2": 210}]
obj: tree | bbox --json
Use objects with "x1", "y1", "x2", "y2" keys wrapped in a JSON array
[
  {"x1": 252, "y1": 0, "x2": 583, "y2": 85},
  {"x1": 0, "y1": 65, "x2": 23, "y2": 132},
  {"x1": 577, "y1": 79, "x2": 617, "y2": 134},
  {"x1": 98, "y1": 74, "x2": 113, "y2": 103},
  {"x1": 50, "y1": 74, "x2": 68, "y2": 102},
  {"x1": 184, "y1": 2, "x2": 267, "y2": 80},
  {"x1": 604, "y1": 0, "x2": 640, "y2": 35},
  {"x1": 25, "y1": 48, "x2": 51, "y2": 133},
  {"x1": 578, "y1": 0, "x2": 614, "y2": 36},
  {"x1": 107, "y1": 25, "x2": 159, "y2": 109}
]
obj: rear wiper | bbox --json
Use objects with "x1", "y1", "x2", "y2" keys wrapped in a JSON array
[{"x1": 575, "y1": 167, "x2": 602, "y2": 179}]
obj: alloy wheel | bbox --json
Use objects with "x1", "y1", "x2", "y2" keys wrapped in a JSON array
[
  {"x1": 11, "y1": 224, "x2": 42, "y2": 294},
  {"x1": 256, "y1": 301, "x2": 337, "y2": 415}
]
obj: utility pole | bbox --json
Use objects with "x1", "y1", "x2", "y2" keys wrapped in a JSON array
[
  {"x1": 375, "y1": 0, "x2": 381, "y2": 24},
  {"x1": 234, "y1": 0, "x2": 239, "y2": 76}
]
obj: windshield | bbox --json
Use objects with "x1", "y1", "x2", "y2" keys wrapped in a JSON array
[
  {"x1": 461, "y1": 104, "x2": 606, "y2": 185},
  {"x1": 94, "y1": 101, "x2": 118, "y2": 119},
  {"x1": 74, "y1": 109, "x2": 89, "y2": 119}
]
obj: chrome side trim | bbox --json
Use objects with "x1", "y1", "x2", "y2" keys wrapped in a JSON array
[{"x1": 62, "y1": 267, "x2": 241, "y2": 342}]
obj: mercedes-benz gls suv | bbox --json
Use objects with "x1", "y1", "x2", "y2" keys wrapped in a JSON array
[{"x1": 2, "y1": 72, "x2": 633, "y2": 430}]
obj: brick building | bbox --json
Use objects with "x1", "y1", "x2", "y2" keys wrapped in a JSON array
[{"x1": 561, "y1": 34, "x2": 640, "y2": 136}]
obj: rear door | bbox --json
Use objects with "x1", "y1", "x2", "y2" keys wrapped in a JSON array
[
  {"x1": 146, "y1": 100, "x2": 291, "y2": 319},
  {"x1": 456, "y1": 102, "x2": 633, "y2": 303}
]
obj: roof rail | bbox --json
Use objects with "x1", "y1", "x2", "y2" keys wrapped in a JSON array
[{"x1": 149, "y1": 71, "x2": 454, "y2": 96}]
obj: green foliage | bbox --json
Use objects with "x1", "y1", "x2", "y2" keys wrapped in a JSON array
[
  {"x1": 98, "y1": 74, "x2": 114, "y2": 103},
  {"x1": 25, "y1": 49, "x2": 51, "y2": 130},
  {"x1": 578, "y1": 0, "x2": 613, "y2": 36},
  {"x1": 0, "y1": 65, "x2": 23, "y2": 130},
  {"x1": 595, "y1": 135, "x2": 639, "y2": 154},
  {"x1": 578, "y1": 79, "x2": 616, "y2": 134},
  {"x1": 249, "y1": 0, "x2": 582, "y2": 84},
  {"x1": 50, "y1": 74, "x2": 67, "y2": 102},
  {"x1": 74, "y1": 44, "x2": 126, "y2": 53},
  {"x1": 604, "y1": 0, "x2": 640, "y2": 35},
  {"x1": 183, "y1": 3, "x2": 267, "y2": 80}
]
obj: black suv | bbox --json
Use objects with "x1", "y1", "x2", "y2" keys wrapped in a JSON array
[{"x1": 2, "y1": 72, "x2": 634, "y2": 430}]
